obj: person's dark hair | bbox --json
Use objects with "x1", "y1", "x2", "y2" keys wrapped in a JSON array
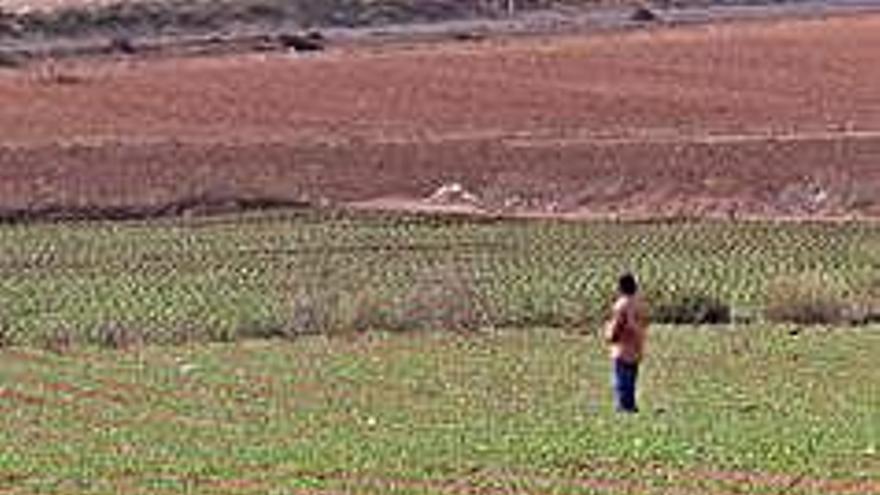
[{"x1": 618, "y1": 273, "x2": 638, "y2": 296}]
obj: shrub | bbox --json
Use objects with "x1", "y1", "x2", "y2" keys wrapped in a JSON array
[
  {"x1": 108, "y1": 35, "x2": 137, "y2": 55},
  {"x1": 630, "y1": 6, "x2": 660, "y2": 22},
  {"x1": 338, "y1": 289, "x2": 398, "y2": 332},
  {"x1": 652, "y1": 292, "x2": 732, "y2": 325},
  {"x1": 764, "y1": 273, "x2": 849, "y2": 325},
  {"x1": 29, "y1": 60, "x2": 88, "y2": 85},
  {"x1": 0, "y1": 325, "x2": 13, "y2": 348},
  {"x1": 0, "y1": 51, "x2": 21, "y2": 68},
  {"x1": 846, "y1": 303, "x2": 880, "y2": 326},
  {"x1": 492, "y1": 278, "x2": 593, "y2": 329},
  {"x1": 288, "y1": 288, "x2": 341, "y2": 336},
  {"x1": 277, "y1": 32, "x2": 324, "y2": 52},
  {"x1": 93, "y1": 323, "x2": 144, "y2": 350},
  {"x1": 42, "y1": 327, "x2": 75, "y2": 354},
  {"x1": 391, "y1": 265, "x2": 491, "y2": 332},
  {"x1": 845, "y1": 279, "x2": 880, "y2": 325},
  {"x1": 287, "y1": 264, "x2": 490, "y2": 335}
]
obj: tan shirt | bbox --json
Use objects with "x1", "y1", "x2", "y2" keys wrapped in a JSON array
[{"x1": 605, "y1": 295, "x2": 648, "y2": 363}]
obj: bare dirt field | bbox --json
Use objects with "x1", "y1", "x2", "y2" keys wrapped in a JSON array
[{"x1": 1, "y1": 13, "x2": 880, "y2": 220}]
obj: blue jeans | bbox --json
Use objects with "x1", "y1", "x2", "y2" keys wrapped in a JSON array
[{"x1": 613, "y1": 359, "x2": 639, "y2": 413}]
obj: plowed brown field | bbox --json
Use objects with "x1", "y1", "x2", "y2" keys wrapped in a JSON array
[{"x1": 2, "y1": 14, "x2": 880, "y2": 220}]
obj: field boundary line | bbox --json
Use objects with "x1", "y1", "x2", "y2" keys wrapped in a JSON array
[
  {"x1": 3, "y1": 128, "x2": 880, "y2": 151},
  {"x1": 504, "y1": 129, "x2": 880, "y2": 148}
]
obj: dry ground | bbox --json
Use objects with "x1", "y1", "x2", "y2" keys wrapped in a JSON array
[
  {"x1": 1, "y1": 14, "x2": 880, "y2": 219},
  {"x1": 1, "y1": 0, "x2": 116, "y2": 12}
]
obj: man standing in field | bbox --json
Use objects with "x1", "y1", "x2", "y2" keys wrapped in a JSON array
[{"x1": 605, "y1": 273, "x2": 648, "y2": 413}]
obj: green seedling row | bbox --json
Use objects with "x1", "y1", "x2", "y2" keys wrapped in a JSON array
[{"x1": 0, "y1": 210, "x2": 877, "y2": 345}]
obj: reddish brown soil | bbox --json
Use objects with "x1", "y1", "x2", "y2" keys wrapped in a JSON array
[{"x1": 1, "y1": 14, "x2": 880, "y2": 220}]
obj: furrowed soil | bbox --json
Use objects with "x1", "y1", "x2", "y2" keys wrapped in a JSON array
[{"x1": 2, "y1": 14, "x2": 880, "y2": 220}]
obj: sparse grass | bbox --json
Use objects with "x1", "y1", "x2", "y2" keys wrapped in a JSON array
[
  {"x1": 1, "y1": 210, "x2": 878, "y2": 347},
  {"x1": 652, "y1": 291, "x2": 732, "y2": 324},
  {"x1": 764, "y1": 272, "x2": 851, "y2": 325},
  {"x1": 0, "y1": 327, "x2": 877, "y2": 494}
]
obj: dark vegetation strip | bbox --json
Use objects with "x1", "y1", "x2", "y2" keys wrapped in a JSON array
[
  {"x1": 0, "y1": 0, "x2": 548, "y2": 63},
  {"x1": 2, "y1": 0, "x2": 878, "y2": 64},
  {"x1": 1, "y1": 0, "x2": 867, "y2": 42},
  {"x1": 0, "y1": 0, "x2": 488, "y2": 63},
  {"x1": 0, "y1": 0, "x2": 520, "y2": 39},
  {"x1": 0, "y1": 195, "x2": 311, "y2": 225}
]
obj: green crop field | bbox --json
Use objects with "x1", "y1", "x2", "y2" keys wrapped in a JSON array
[
  {"x1": 0, "y1": 210, "x2": 878, "y2": 346},
  {"x1": 0, "y1": 210, "x2": 879, "y2": 493},
  {"x1": 1, "y1": 327, "x2": 878, "y2": 494}
]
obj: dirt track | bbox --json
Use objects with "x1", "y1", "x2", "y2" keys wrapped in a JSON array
[{"x1": 2, "y1": 14, "x2": 880, "y2": 220}]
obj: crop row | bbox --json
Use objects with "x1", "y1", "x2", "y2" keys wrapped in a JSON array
[{"x1": 0, "y1": 210, "x2": 877, "y2": 346}]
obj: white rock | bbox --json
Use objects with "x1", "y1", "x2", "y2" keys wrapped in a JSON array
[{"x1": 426, "y1": 182, "x2": 479, "y2": 205}]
